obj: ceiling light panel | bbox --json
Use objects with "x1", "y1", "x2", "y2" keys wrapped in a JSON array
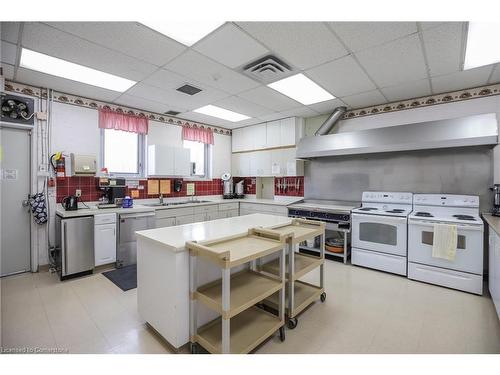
[
  {"x1": 464, "y1": 22, "x2": 500, "y2": 70},
  {"x1": 20, "y1": 48, "x2": 136, "y2": 92},
  {"x1": 141, "y1": 21, "x2": 224, "y2": 46},
  {"x1": 194, "y1": 105, "x2": 250, "y2": 122},
  {"x1": 267, "y1": 73, "x2": 335, "y2": 105}
]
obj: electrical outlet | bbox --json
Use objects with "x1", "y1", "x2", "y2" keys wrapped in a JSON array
[{"x1": 75, "y1": 189, "x2": 82, "y2": 197}]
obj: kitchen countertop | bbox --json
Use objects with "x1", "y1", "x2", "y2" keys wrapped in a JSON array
[
  {"x1": 136, "y1": 213, "x2": 292, "y2": 252},
  {"x1": 482, "y1": 213, "x2": 500, "y2": 235},
  {"x1": 56, "y1": 196, "x2": 302, "y2": 217}
]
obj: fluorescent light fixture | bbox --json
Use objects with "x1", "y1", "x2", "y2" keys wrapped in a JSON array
[
  {"x1": 464, "y1": 22, "x2": 500, "y2": 70},
  {"x1": 268, "y1": 73, "x2": 335, "y2": 105},
  {"x1": 194, "y1": 105, "x2": 250, "y2": 122},
  {"x1": 141, "y1": 21, "x2": 224, "y2": 46},
  {"x1": 20, "y1": 48, "x2": 136, "y2": 92}
]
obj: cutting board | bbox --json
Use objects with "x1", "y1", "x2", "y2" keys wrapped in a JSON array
[
  {"x1": 160, "y1": 179, "x2": 171, "y2": 194},
  {"x1": 147, "y1": 180, "x2": 159, "y2": 195}
]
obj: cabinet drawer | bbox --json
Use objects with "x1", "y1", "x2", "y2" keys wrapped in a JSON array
[
  {"x1": 155, "y1": 207, "x2": 195, "y2": 219},
  {"x1": 156, "y1": 217, "x2": 176, "y2": 228},
  {"x1": 219, "y1": 202, "x2": 239, "y2": 211},
  {"x1": 94, "y1": 213, "x2": 116, "y2": 225},
  {"x1": 194, "y1": 204, "x2": 218, "y2": 214}
]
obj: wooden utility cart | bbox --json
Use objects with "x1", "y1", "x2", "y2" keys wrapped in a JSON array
[
  {"x1": 186, "y1": 228, "x2": 288, "y2": 354},
  {"x1": 261, "y1": 219, "x2": 326, "y2": 329}
]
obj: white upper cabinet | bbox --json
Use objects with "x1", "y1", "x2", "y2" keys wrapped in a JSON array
[
  {"x1": 231, "y1": 152, "x2": 251, "y2": 177},
  {"x1": 252, "y1": 123, "x2": 267, "y2": 150},
  {"x1": 231, "y1": 117, "x2": 303, "y2": 153},
  {"x1": 148, "y1": 145, "x2": 191, "y2": 177},
  {"x1": 266, "y1": 120, "x2": 281, "y2": 148}
]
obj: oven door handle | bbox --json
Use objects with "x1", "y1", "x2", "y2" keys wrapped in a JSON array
[
  {"x1": 409, "y1": 220, "x2": 484, "y2": 231},
  {"x1": 352, "y1": 213, "x2": 407, "y2": 223}
]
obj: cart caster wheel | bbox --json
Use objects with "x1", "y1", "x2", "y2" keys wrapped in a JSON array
[
  {"x1": 287, "y1": 317, "x2": 298, "y2": 329},
  {"x1": 320, "y1": 292, "x2": 327, "y2": 303},
  {"x1": 190, "y1": 343, "x2": 197, "y2": 354},
  {"x1": 279, "y1": 326, "x2": 285, "y2": 342}
]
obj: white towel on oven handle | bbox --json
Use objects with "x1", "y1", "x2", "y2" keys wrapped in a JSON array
[{"x1": 432, "y1": 223, "x2": 458, "y2": 261}]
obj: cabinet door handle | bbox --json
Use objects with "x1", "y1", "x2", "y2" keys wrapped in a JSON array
[{"x1": 63, "y1": 222, "x2": 68, "y2": 273}]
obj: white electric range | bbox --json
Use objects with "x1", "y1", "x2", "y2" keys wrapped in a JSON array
[
  {"x1": 351, "y1": 191, "x2": 413, "y2": 275},
  {"x1": 408, "y1": 194, "x2": 484, "y2": 294}
]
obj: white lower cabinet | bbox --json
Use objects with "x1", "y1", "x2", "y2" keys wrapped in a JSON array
[
  {"x1": 156, "y1": 217, "x2": 176, "y2": 228},
  {"x1": 94, "y1": 221, "x2": 116, "y2": 267},
  {"x1": 489, "y1": 226, "x2": 500, "y2": 320},
  {"x1": 175, "y1": 214, "x2": 195, "y2": 225}
]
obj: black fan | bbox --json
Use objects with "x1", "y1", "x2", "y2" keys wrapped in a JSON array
[{"x1": 1, "y1": 94, "x2": 35, "y2": 125}]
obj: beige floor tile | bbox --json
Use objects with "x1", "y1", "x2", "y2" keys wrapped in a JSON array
[{"x1": 109, "y1": 326, "x2": 173, "y2": 354}]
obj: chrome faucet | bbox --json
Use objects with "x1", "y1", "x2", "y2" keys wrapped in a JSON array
[{"x1": 159, "y1": 194, "x2": 164, "y2": 204}]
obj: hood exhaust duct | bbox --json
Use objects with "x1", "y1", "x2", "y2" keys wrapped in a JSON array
[
  {"x1": 314, "y1": 106, "x2": 347, "y2": 136},
  {"x1": 297, "y1": 113, "x2": 498, "y2": 159}
]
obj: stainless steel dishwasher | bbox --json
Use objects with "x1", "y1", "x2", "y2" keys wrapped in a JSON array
[{"x1": 117, "y1": 211, "x2": 155, "y2": 268}]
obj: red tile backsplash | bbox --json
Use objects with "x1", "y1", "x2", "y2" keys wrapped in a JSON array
[
  {"x1": 274, "y1": 176, "x2": 304, "y2": 197},
  {"x1": 56, "y1": 176, "x2": 224, "y2": 203}
]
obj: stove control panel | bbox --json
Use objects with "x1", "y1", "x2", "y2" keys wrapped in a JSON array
[
  {"x1": 413, "y1": 194, "x2": 479, "y2": 207},
  {"x1": 288, "y1": 209, "x2": 350, "y2": 224},
  {"x1": 361, "y1": 191, "x2": 413, "y2": 204}
]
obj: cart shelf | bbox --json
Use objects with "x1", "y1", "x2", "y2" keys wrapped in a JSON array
[
  {"x1": 265, "y1": 280, "x2": 324, "y2": 317},
  {"x1": 195, "y1": 270, "x2": 283, "y2": 319},
  {"x1": 261, "y1": 252, "x2": 324, "y2": 281},
  {"x1": 195, "y1": 306, "x2": 283, "y2": 354},
  {"x1": 268, "y1": 218, "x2": 325, "y2": 244}
]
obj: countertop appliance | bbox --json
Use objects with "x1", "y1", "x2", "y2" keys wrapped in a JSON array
[
  {"x1": 99, "y1": 177, "x2": 126, "y2": 205},
  {"x1": 351, "y1": 191, "x2": 413, "y2": 276},
  {"x1": 55, "y1": 215, "x2": 94, "y2": 280},
  {"x1": 62, "y1": 195, "x2": 78, "y2": 211},
  {"x1": 492, "y1": 184, "x2": 500, "y2": 216},
  {"x1": 117, "y1": 211, "x2": 155, "y2": 268},
  {"x1": 234, "y1": 180, "x2": 244, "y2": 199},
  {"x1": 221, "y1": 172, "x2": 233, "y2": 199},
  {"x1": 408, "y1": 194, "x2": 483, "y2": 294},
  {"x1": 287, "y1": 199, "x2": 358, "y2": 264}
]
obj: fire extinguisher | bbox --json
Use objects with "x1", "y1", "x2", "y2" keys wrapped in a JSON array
[{"x1": 51, "y1": 152, "x2": 66, "y2": 178}]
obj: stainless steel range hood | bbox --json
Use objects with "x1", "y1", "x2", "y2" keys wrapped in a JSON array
[{"x1": 297, "y1": 113, "x2": 498, "y2": 158}]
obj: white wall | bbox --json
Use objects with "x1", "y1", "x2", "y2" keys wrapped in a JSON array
[
  {"x1": 305, "y1": 95, "x2": 500, "y2": 183},
  {"x1": 147, "y1": 120, "x2": 183, "y2": 147}
]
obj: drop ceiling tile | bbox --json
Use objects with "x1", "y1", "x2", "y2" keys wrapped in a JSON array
[
  {"x1": 355, "y1": 34, "x2": 428, "y2": 88},
  {"x1": 238, "y1": 86, "x2": 301, "y2": 112},
  {"x1": 380, "y1": 78, "x2": 431, "y2": 102},
  {"x1": 329, "y1": 22, "x2": 417, "y2": 52},
  {"x1": 422, "y1": 22, "x2": 464, "y2": 77},
  {"x1": 306, "y1": 55, "x2": 376, "y2": 97},
  {"x1": 113, "y1": 94, "x2": 170, "y2": 114},
  {"x1": 143, "y1": 68, "x2": 205, "y2": 90},
  {"x1": 431, "y1": 66, "x2": 493, "y2": 93},
  {"x1": 165, "y1": 50, "x2": 260, "y2": 94},
  {"x1": 179, "y1": 111, "x2": 235, "y2": 128},
  {"x1": 229, "y1": 118, "x2": 264, "y2": 128},
  {"x1": 257, "y1": 112, "x2": 289, "y2": 122},
  {"x1": 1, "y1": 22, "x2": 20, "y2": 43},
  {"x1": 489, "y1": 64, "x2": 500, "y2": 84},
  {"x1": 341, "y1": 90, "x2": 387, "y2": 109},
  {"x1": 213, "y1": 95, "x2": 272, "y2": 117},
  {"x1": 237, "y1": 22, "x2": 347, "y2": 70},
  {"x1": 307, "y1": 98, "x2": 347, "y2": 114},
  {"x1": 16, "y1": 67, "x2": 122, "y2": 102},
  {"x1": 21, "y1": 22, "x2": 157, "y2": 81},
  {"x1": 280, "y1": 106, "x2": 319, "y2": 118},
  {"x1": 46, "y1": 22, "x2": 186, "y2": 67},
  {"x1": 1, "y1": 63, "x2": 15, "y2": 79},
  {"x1": 1, "y1": 41, "x2": 17, "y2": 65},
  {"x1": 125, "y1": 82, "x2": 228, "y2": 111},
  {"x1": 193, "y1": 23, "x2": 268, "y2": 68}
]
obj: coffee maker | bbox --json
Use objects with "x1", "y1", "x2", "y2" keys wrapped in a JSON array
[
  {"x1": 221, "y1": 173, "x2": 233, "y2": 199},
  {"x1": 493, "y1": 184, "x2": 500, "y2": 216}
]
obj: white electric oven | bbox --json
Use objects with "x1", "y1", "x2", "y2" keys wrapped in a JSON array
[
  {"x1": 408, "y1": 219, "x2": 483, "y2": 275},
  {"x1": 352, "y1": 213, "x2": 408, "y2": 257}
]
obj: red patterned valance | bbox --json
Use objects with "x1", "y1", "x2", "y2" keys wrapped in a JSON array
[
  {"x1": 99, "y1": 108, "x2": 148, "y2": 134},
  {"x1": 182, "y1": 125, "x2": 214, "y2": 145}
]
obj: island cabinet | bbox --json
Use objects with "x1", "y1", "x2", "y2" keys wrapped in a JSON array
[
  {"x1": 487, "y1": 221, "x2": 500, "y2": 320},
  {"x1": 135, "y1": 213, "x2": 293, "y2": 350}
]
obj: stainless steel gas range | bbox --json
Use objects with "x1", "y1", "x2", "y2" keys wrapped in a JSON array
[{"x1": 287, "y1": 199, "x2": 359, "y2": 264}]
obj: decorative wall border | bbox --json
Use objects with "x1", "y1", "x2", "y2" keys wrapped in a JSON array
[
  {"x1": 3, "y1": 80, "x2": 232, "y2": 135},
  {"x1": 341, "y1": 83, "x2": 500, "y2": 120}
]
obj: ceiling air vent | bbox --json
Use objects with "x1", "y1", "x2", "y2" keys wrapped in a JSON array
[
  {"x1": 165, "y1": 110, "x2": 181, "y2": 116},
  {"x1": 242, "y1": 55, "x2": 293, "y2": 83},
  {"x1": 176, "y1": 84, "x2": 202, "y2": 96}
]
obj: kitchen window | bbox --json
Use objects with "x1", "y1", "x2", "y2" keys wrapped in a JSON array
[
  {"x1": 183, "y1": 140, "x2": 209, "y2": 178},
  {"x1": 101, "y1": 128, "x2": 145, "y2": 177}
]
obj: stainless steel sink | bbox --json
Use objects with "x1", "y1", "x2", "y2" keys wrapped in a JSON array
[{"x1": 143, "y1": 200, "x2": 212, "y2": 207}]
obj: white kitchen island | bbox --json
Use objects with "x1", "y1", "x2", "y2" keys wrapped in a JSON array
[{"x1": 135, "y1": 213, "x2": 292, "y2": 350}]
